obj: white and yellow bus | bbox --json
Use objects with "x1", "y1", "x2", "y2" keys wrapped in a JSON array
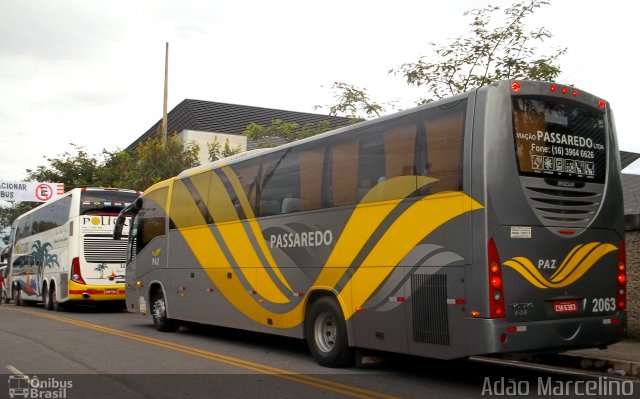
[{"x1": 10, "y1": 187, "x2": 138, "y2": 309}]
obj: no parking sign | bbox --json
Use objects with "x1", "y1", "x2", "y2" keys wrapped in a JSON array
[{"x1": 0, "y1": 181, "x2": 64, "y2": 202}]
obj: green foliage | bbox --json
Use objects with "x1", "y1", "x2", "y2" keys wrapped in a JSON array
[
  {"x1": 128, "y1": 133, "x2": 200, "y2": 190},
  {"x1": 207, "y1": 137, "x2": 242, "y2": 162},
  {"x1": 20, "y1": 133, "x2": 199, "y2": 194},
  {"x1": 324, "y1": 0, "x2": 565, "y2": 114},
  {"x1": 243, "y1": 119, "x2": 347, "y2": 148},
  {"x1": 26, "y1": 144, "x2": 100, "y2": 191},
  {"x1": 318, "y1": 82, "x2": 384, "y2": 118},
  {"x1": 394, "y1": 0, "x2": 565, "y2": 103}
]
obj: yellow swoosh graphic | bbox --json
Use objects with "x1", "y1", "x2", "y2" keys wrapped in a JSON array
[
  {"x1": 173, "y1": 175, "x2": 482, "y2": 328},
  {"x1": 339, "y1": 191, "x2": 483, "y2": 319},
  {"x1": 503, "y1": 242, "x2": 617, "y2": 289}
]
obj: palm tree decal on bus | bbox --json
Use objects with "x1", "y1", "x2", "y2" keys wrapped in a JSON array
[
  {"x1": 31, "y1": 240, "x2": 59, "y2": 295},
  {"x1": 94, "y1": 263, "x2": 108, "y2": 278}
]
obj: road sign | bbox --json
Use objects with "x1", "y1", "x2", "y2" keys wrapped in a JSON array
[{"x1": 0, "y1": 181, "x2": 64, "y2": 202}]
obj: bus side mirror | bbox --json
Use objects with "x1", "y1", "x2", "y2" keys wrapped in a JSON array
[
  {"x1": 113, "y1": 215, "x2": 125, "y2": 240},
  {"x1": 113, "y1": 198, "x2": 142, "y2": 240}
]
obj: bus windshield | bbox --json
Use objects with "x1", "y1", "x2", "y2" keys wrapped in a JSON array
[
  {"x1": 512, "y1": 97, "x2": 606, "y2": 183},
  {"x1": 80, "y1": 190, "x2": 139, "y2": 216}
]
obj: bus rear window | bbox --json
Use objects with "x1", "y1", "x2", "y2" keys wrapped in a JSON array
[
  {"x1": 81, "y1": 190, "x2": 139, "y2": 215},
  {"x1": 512, "y1": 97, "x2": 606, "y2": 183}
]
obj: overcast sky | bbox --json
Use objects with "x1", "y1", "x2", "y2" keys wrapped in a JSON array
[{"x1": 2, "y1": 0, "x2": 639, "y2": 183}]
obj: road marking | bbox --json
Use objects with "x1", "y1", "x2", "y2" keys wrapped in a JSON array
[{"x1": 2, "y1": 307, "x2": 399, "y2": 399}]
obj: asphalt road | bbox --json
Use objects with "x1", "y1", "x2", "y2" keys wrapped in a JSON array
[{"x1": 0, "y1": 303, "x2": 637, "y2": 399}]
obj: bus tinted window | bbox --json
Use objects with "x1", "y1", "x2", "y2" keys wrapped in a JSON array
[
  {"x1": 512, "y1": 98, "x2": 606, "y2": 183},
  {"x1": 329, "y1": 114, "x2": 419, "y2": 206},
  {"x1": 80, "y1": 190, "x2": 138, "y2": 215},
  {"x1": 259, "y1": 149, "x2": 300, "y2": 216},
  {"x1": 228, "y1": 158, "x2": 261, "y2": 218},
  {"x1": 421, "y1": 100, "x2": 466, "y2": 192},
  {"x1": 136, "y1": 188, "x2": 167, "y2": 254}
]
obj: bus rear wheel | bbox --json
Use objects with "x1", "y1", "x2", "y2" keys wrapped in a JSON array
[
  {"x1": 305, "y1": 296, "x2": 353, "y2": 367},
  {"x1": 151, "y1": 289, "x2": 176, "y2": 332},
  {"x1": 43, "y1": 285, "x2": 52, "y2": 310},
  {"x1": 49, "y1": 282, "x2": 60, "y2": 311}
]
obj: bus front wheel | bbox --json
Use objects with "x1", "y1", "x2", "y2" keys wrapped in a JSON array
[
  {"x1": 151, "y1": 289, "x2": 176, "y2": 332},
  {"x1": 15, "y1": 289, "x2": 22, "y2": 306},
  {"x1": 305, "y1": 296, "x2": 353, "y2": 367}
]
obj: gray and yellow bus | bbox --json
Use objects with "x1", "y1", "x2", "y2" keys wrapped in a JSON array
[{"x1": 115, "y1": 80, "x2": 626, "y2": 367}]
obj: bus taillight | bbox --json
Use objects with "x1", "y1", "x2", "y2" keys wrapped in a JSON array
[
  {"x1": 71, "y1": 257, "x2": 86, "y2": 285},
  {"x1": 488, "y1": 239, "x2": 505, "y2": 318},
  {"x1": 617, "y1": 241, "x2": 626, "y2": 310}
]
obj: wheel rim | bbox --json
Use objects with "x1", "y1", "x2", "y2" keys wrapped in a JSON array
[
  {"x1": 153, "y1": 297, "x2": 167, "y2": 322},
  {"x1": 314, "y1": 311, "x2": 337, "y2": 353}
]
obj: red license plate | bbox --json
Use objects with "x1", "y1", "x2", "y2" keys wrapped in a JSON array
[{"x1": 553, "y1": 300, "x2": 578, "y2": 314}]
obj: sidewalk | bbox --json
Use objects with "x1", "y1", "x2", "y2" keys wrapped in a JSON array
[{"x1": 565, "y1": 340, "x2": 640, "y2": 376}]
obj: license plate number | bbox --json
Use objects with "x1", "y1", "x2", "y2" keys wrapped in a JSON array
[
  {"x1": 105, "y1": 289, "x2": 118, "y2": 295},
  {"x1": 553, "y1": 300, "x2": 577, "y2": 314}
]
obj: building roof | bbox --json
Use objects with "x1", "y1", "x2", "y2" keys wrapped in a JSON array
[
  {"x1": 623, "y1": 173, "x2": 640, "y2": 215},
  {"x1": 126, "y1": 99, "x2": 353, "y2": 151},
  {"x1": 621, "y1": 150, "x2": 640, "y2": 170}
]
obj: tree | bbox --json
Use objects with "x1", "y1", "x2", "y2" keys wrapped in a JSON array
[
  {"x1": 395, "y1": 0, "x2": 565, "y2": 104},
  {"x1": 318, "y1": 82, "x2": 385, "y2": 118},
  {"x1": 207, "y1": 137, "x2": 242, "y2": 162},
  {"x1": 26, "y1": 144, "x2": 101, "y2": 191},
  {"x1": 125, "y1": 133, "x2": 200, "y2": 190},
  {"x1": 324, "y1": 0, "x2": 565, "y2": 115}
]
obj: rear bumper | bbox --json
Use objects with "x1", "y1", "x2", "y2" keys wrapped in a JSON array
[
  {"x1": 67, "y1": 280, "x2": 125, "y2": 301},
  {"x1": 469, "y1": 313, "x2": 627, "y2": 355}
]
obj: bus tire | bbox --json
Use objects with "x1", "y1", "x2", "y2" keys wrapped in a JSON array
[
  {"x1": 151, "y1": 289, "x2": 176, "y2": 332},
  {"x1": 15, "y1": 288, "x2": 22, "y2": 306},
  {"x1": 49, "y1": 282, "x2": 60, "y2": 311},
  {"x1": 305, "y1": 296, "x2": 353, "y2": 368},
  {"x1": 43, "y1": 285, "x2": 52, "y2": 310}
]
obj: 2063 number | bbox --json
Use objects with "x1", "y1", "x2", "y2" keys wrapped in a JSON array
[{"x1": 591, "y1": 297, "x2": 616, "y2": 313}]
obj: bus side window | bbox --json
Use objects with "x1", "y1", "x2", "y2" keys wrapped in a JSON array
[
  {"x1": 421, "y1": 100, "x2": 467, "y2": 193},
  {"x1": 259, "y1": 149, "x2": 300, "y2": 217},
  {"x1": 136, "y1": 188, "x2": 168, "y2": 256}
]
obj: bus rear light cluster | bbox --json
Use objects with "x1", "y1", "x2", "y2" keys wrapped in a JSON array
[
  {"x1": 71, "y1": 257, "x2": 86, "y2": 285},
  {"x1": 549, "y1": 84, "x2": 578, "y2": 97},
  {"x1": 616, "y1": 241, "x2": 627, "y2": 310},
  {"x1": 488, "y1": 239, "x2": 506, "y2": 318}
]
